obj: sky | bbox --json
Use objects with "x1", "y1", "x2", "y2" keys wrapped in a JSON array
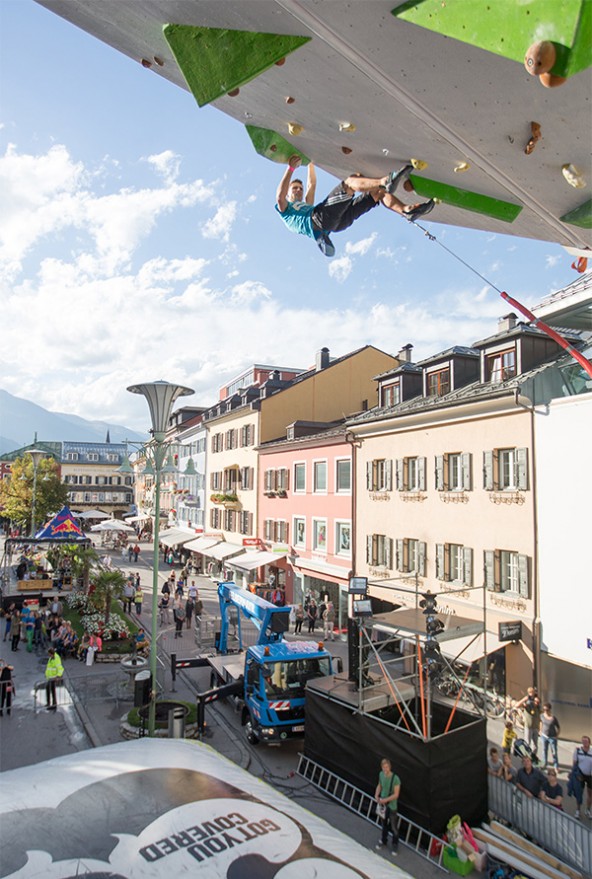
[{"x1": 0, "y1": 1, "x2": 580, "y2": 433}]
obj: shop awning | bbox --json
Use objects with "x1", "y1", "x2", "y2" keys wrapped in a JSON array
[
  {"x1": 158, "y1": 528, "x2": 198, "y2": 547},
  {"x1": 229, "y1": 550, "x2": 287, "y2": 571},
  {"x1": 124, "y1": 514, "x2": 151, "y2": 523},
  {"x1": 206, "y1": 542, "x2": 246, "y2": 562},
  {"x1": 439, "y1": 631, "x2": 504, "y2": 665},
  {"x1": 292, "y1": 556, "x2": 351, "y2": 582},
  {"x1": 184, "y1": 536, "x2": 221, "y2": 553}
]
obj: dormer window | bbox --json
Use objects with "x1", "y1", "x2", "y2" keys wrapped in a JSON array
[
  {"x1": 87, "y1": 453, "x2": 99, "y2": 462},
  {"x1": 487, "y1": 348, "x2": 516, "y2": 383},
  {"x1": 65, "y1": 452, "x2": 78, "y2": 461},
  {"x1": 382, "y1": 382, "x2": 401, "y2": 407},
  {"x1": 427, "y1": 367, "x2": 450, "y2": 397}
]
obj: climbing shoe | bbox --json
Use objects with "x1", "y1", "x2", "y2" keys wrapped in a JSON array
[
  {"x1": 403, "y1": 199, "x2": 435, "y2": 222},
  {"x1": 386, "y1": 163, "x2": 413, "y2": 195},
  {"x1": 317, "y1": 232, "x2": 335, "y2": 257}
]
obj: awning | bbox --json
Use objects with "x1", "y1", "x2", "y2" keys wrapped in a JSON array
[
  {"x1": 439, "y1": 631, "x2": 504, "y2": 665},
  {"x1": 292, "y1": 556, "x2": 351, "y2": 582},
  {"x1": 184, "y1": 536, "x2": 221, "y2": 553},
  {"x1": 229, "y1": 550, "x2": 287, "y2": 571},
  {"x1": 205, "y1": 542, "x2": 246, "y2": 562},
  {"x1": 158, "y1": 528, "x2": 197, "y2": 547},
  {"x1": 124, "y1": 514, "x2": 151, "y2": 523}
]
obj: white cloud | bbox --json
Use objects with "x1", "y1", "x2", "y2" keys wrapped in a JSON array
[
  {"x1": 230, "y1": 280, "x2": 272, "y2": 304},
  {"x1": 145, "y1": 150, "x2": 180, "y2": 184},
  {"x1": 545, "y1": 254, "x2": 560, "y2": 268},
  {"x1": 202, "y1": 202, "x2": 237, "y2": 242},
  {"x1": 328, "y1": 256, "x2": 353, "y2": 283},
  {"x1": 345, "y1": 233, "x2": 376, "y2": 256}
]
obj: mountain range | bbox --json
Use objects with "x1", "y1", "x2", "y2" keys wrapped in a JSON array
[{"x1": 0, "y1": 389, "x2": 146, "y2": 455}]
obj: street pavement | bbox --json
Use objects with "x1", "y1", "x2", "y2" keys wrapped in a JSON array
[{"x1": 0, "y1": 536, "x2": 587, "y2": 877}]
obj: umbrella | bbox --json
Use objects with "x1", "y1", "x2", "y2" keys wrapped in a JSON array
[
  {"x1": 78, "y1": 509, "x2": 111, "y2": 520},
  {"x1": 90, "y1": 520, "x2": 136, "y2": 533}
]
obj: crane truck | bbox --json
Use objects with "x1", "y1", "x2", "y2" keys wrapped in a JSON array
[{"x1": 197, "y1": 581, "x2": 340, "y2": 745}]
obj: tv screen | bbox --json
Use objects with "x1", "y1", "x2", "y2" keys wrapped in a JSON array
[{"x1": 349, "y1": 576, "x2": 368, "y2": 595}]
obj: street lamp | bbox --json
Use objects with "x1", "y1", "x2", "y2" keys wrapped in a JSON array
[
  {"x1": 127, "y1": 380, "x2": 193, "y2": 736},
  {"x1": 27, "y1": 449, "x2": 46, "y2": 537}
]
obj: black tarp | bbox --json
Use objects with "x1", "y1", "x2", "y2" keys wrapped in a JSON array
[{"x1": 304, "y1": 691, "x2": 487, "y2": 834}]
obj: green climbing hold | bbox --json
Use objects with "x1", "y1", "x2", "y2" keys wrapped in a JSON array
[
  {"x1": 560, "y1": 197, "x2": 592, "y2": 229},
  {"x1": 409, "y1": 174, "x2": 522, "y2": 222},
  {"x1": 246, "y1": 125, "x2": 310, "y2": 166}
]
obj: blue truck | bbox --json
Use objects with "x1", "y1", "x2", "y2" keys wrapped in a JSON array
[{"x1": 201, "y1": 581, "x2": 339, "y2": 745}]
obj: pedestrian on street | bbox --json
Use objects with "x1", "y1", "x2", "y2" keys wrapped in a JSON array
[
  {"x1": 374, "y1": 757, "x2": 400, "y2": 856},
  {"x1": 173, "y1": 596, "x2": 185, "y2": 638},
  {"x1": 159, "y1": 592, "x2": 170, "y2": 626},
  {"x1": 0, "y1": 659, "x2": 15, "y2": 717},
  {"x1": 294, "y1": 604, "x2": 304, "y2": 634},
  {"x1": 516, "y1": 687, "x2": 541, "y2": 758},
  {"x1": 323, "y1": 602, "x2": 336, "y2": 641},
  {"x1": 572, "y1": 735, "x2": 592, "y2": 819},
  {"x1": 2, "y1": 604, "x2": 15, "y2": 642},
  {"x1": 133, "y1": 544, "x2": 140, "y2": 562},
  {"x1": 123, "y1": 579, "x2": 134, "y2": 614},
  {"x1": 185, "y1": 596, "x2": 194, "y2": 630},
  {"x1": 10, "y1": 611, "x2": 21, "y2": 652},
  {"x1": 306, "y1": 600, "x2": 317, "y2": 634},
  {"x1": 540, "y1": 702, "x2": 561, "y2": 771},
  {"x1": 45, "y1": 647, "x2": 63, "y2": 711},
  {"x1": 134, "y1": 586, "x2": 143, "y2": 615}
]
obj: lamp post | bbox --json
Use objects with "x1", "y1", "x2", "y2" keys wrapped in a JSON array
[
  {"x1": 127, "y1": 380, "x2": 193, "y2": 736},
  {"x1": 27, "y1": 449, "x2": 46, "y2": 537}
]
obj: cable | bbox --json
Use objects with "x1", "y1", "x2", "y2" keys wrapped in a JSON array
[{"x1": 413, "y1": 221, "x2": 503, "y2": 294}]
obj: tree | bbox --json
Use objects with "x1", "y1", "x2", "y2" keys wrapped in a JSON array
[
  {"x1": 46, "y1": 544, "x2": 99, "y2": 591},
  {"x1": 90, "y1": 568, "x2": 126, "y2": 630},
  {"x1": 0, "y1": 455, "x2": 68, "y2": 533}
]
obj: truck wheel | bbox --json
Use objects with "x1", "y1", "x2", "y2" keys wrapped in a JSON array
[{"x1": 245, "y1": 716, "x2": 260, "y2": 746}]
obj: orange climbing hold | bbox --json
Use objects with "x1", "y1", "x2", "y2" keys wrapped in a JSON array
[{"x1": 524, "y1": 41, "x2": 556, "y2": 75}]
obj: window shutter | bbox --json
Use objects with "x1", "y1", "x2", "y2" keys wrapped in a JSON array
[
  {"x1": 385, "y1": 538, "x2": 393, "y2": 570},
  {"x1": 383, "y1": 458, "x2": 393, "y2": 491},
  {"x1": 518, "y1": 554, "x2": 529, "y2": 597},
  {"x1": 418, "y1": 541, "x2": 427, "y2": 576},
  {"x1": 463, "y1": 546, "x2": 473, "y2": 586},
  {"x1": 247, "y1": 512, "x2": 253, "y2": 534},
  {"x1": 484, "y1": 550, "x2": 494, "y2": 591},
  {"x1": 396, "y1": 458, "x2": 404, "y2": 491},
  {"x1": 516, "y1": 448, "x2": 528, "y2": 491},
  {"x1": 483, "y1": 450, "x2": 494, "y2": 490},
  {"x1": 264, "y1": 469, "x2": 273, "y2": 492},
  {"x1": 284, "y1": 468, "x2": 289, "y2": 491},
  {"x1": 436, "y1": 543, "x2": 444, "y2": 579},
  {"x1": 443, "y1": 543, "x2": 451, "y2": 581},
  {"x1": 461, "y1": 452, "x2": 472, "y2": 491},
  {"x1": 435, "y1": 456, "x2": 444, "y2": 491},
  {"x1": 418, "y1": 457, "x2": 426, "y2": 491},
  {"x1": 366, "y1": 461, "x2": 372, "y2": 491},
  {"x1": 249, "y1": 467, "x2": 254, "y2": 490},
  {"x1": 366, "y1": 534, "x2": 373, "y2": 565},
  {"x1": 394, "y1": 538, "x2": 403, "y2": 572}
]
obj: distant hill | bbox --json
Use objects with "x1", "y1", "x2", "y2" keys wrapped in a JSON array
[{"x1": 0, "y1": 389, "x2": 146, "y2": 455}]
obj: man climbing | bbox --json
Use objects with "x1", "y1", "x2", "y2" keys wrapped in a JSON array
[{"x1": 275, "y1": 155, "x2": 435, "y2": 257}]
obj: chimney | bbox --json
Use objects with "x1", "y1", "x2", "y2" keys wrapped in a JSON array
[
  {"x1": 397, "y1": 344, "x2": 413, "y2": 363},
  {"x1": 498, "y1": 313, "x2": 517, "y2": 333},
  {"x1": 316, "y1": 347, "x2": 330, "y2": 371}
]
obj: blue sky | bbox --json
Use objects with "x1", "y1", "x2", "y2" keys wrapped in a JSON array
[{"x1": 0, "y1": 1, "x2": 578, "y2": 431}]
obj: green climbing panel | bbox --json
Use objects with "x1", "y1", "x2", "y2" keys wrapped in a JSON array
[
  {"x1": 392, "y1": 0, "x2": 591, "y2": 77},
  {"x1": 560, "y1": 197, "x2": 592, "y2": 229},
  {"x1": 246, "y1": 125, "x2": 310, "y2": 166},
  {"x1": 409, "y1": 174, "x2": 522, "y2": 223},
  {"x1": 163, "y1": 24, "x2": 310, "y2": 107}
]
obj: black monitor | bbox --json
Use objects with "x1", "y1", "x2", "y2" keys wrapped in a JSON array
[
  {"x1": 352, "y1": 598, "x2": 373, "y2": 617},
  {"x1": 349, "y1": 576, "x2": 368, "y2": 595}
]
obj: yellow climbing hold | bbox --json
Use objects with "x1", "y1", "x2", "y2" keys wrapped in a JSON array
[
  {"x1": 433, "y1": 198, "x2": 443, "y2": 205},
  {"x1": 562, "y1": 164, "x2": 586, "y2": 189},
  {"x1": 338, "y1": 122, "x2": 357, "y2": 133},
  {"x1": 411, "y1": 158, "x2": 428, "y2": 170},
  {"x1": 454, "y1": 162, "x2": 471, "y2": 173},
  {"x1": 288, "y1": 122, "x2": 304, "y2": 136}
]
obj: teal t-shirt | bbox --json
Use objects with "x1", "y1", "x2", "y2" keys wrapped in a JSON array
[
  {"x1": 275, "y1": 200, "x2": 317, "y2": 240},
  {"x1": 379, "y1": 771, "x2": 400, "y2": 812}
]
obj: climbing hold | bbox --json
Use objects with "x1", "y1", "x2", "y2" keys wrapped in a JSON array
[
  {"x1": 524, "y1": 41, "x2": 557, "y2": 76},
  {"x1": 539, "y1": 73, "x2": 567, "y2": 88},
  {"x1": 411, "y1": 158, "x2": 428, "y2": 171},
  {"x1": 275, "y1": 57, "x2": 286, "y2": 66},
  {"x1": 285, "y1": 96, "x2": 295, "y2": 104},
  {"x1": 339, "y1": 122, "x2": 357, "y2": 133},
  {"x1": 288, "y1": 122, "x2": 304, "y2": 136},
  {"x1": 382, "y1": 149, "x2": 390, "y2": 156},
  {"x1": 524, "y1": 122, "x2": 542, "y2": 156},
  {"x1": 562, "y1": 164, "x2": 586, "y2": 189},
  {"x1": 433, "y1": 198, "x2": 443, "y2": 205},
  {"x1": 341, "y1": 146, "x2": 352, "y2": 155},
  {"x1": 571, "y1": 256, "x2": 588, "y2": 273},
  {"x1": 270, "y1": 144, "x2": 277, "y2": 152},
  {"x1": 141, "y1": 58, "x2": 152, "y2": 68},
  {"x1": 153, "y1": 56, "x2": 164, "y2": 67},
  {"x1": 228, "y1": 88, "x2": 240, "y2": 97},
  {"x1": 454, "y1": 162, "x2": 470, "y2": 173}
]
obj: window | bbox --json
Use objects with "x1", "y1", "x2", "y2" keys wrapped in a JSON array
[
  {"x1": 427, "y1": 368, "x2": 450, "y2": 397},
  {"x1": 223, "y1": 468, "x2": 238, "y2": 493},
  {"x1": 293, "y1": 517, "x2": 306, "y2": 547},
  {"x1": 483, "y1": 448, "x2": 528, "y2": 491},
  {"x1": 367, "y1": 459, "x2": 392, "y2": 492},
  {"x1": 336, "y1": 459, "x2": 351, "y2": 493},
  {"x1": 382, "y1": 382, "x2": 401, "y2": 408},
  {"x1": 367, "y1": 534, "x2": 393, "y2": 568},
  {"x1": 313, "y1": 461, "x2": 327, "y2": 493},
  {"x1": 264, "y1": 519, "x2": 275, "y2": 541},
  {"x1": 211, "y1": 433, "x2": 223, "y2": 453},
  {"x1": 240, "y1": 466, "x2": 254, "y2": 490},
  {"x1": 487, "y1": 348, "x2": 516, "y2": 383},
  {"x1": 396, "y1": 457, "x2": 426, "y2": 492},
  {"x1": 312, "y1": 519, "x2": 327, "y2": 552},
  {"x1": 240, "y1": 424, "x2": 255, "y2": 446},
  {"x1": 276, "y1": 520, "x2": 288, "y2": 543},
  {"x1": 87, "y1": 453, "x2": 99, "y2": 462},
  {"x1": 276, "y1": 468, "x2": 289, "y2": 492},
  {"x1": 65, "y1": 452, "x2": 78, "y2": 461},
  {"x1": 211, "y1": 471, "x2": 222, "y2": 491},
  {"x1": 225, "y1": 429, "x2": 238, "y2": 450},
  {"x1": 395, "y1": 538, "x2": 427, "y2": 575},
  {"x1": 211, "y1": 508, "x2": 222, "y2": 529},
  {"x1": 435, "y1": 453, "x2": 472, "y2": 491},
  {"x1": 294, "y1": 463, "x2": 306, "y2": 493},
  {"x1": 436, "y1": 543, "x2": 473, "y2": 585},
  {"x1": 223, "y1": 509, "x2": 236, "y2": 531},
  {"x1": 238, "y1": 511, "x2": 253, "y2": 535},
  {"x1": 335, "y1": 521, "x2": 351, "y2": 556},
  {"x1": 484, "y1": 550, "x2": 529, "y2": 597}
]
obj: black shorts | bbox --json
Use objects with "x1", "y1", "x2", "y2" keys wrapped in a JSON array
[
  {"x1": 582, "y1": 773, "x2": 592, "y2": 790},
  {"x1": 311, "y1": 182, "x2": 379, "y2": 235}
]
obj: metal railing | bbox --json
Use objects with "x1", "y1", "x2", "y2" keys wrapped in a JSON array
[
  {"x1": 297, "y1": 753, "x2": 447, "y2": 871},
  {"x1": 488, "y1": 775, "x2": 591, "y2": 875}
]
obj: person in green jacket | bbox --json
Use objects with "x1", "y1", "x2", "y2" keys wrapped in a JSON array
[{"x1": 45, "y1": 647, "x2": 63, "y2": 711}]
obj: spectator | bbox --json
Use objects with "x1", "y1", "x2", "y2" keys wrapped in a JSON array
[
  {"x1": 159, "y1": 592, "x2": 170, "y2": 626},
  {"x1": 516, "y1": 756, "x2": 545, "y2": 798},
  {"x1": 127, "y1": 544, "x2": 134, "y2": 563},
  {"x1": 294, "y1": 604, "x2": 304, "y2": 635},
  {"x1": 134, "y1": 628, "x2": 149, "y2": 656},
  {"x1": 502, "y1": 720, "x2": 517, "y2": 754},
  {"x1": 540, "y1": 702, "x2": 560, "y2": 771},
  {"x1": 374, "y1": 757, "x2": 400, "y2": 856},
  {"x1": 133, "y1": 544, "x2": 140, "y2": 562},
  {"x1": 188, "y1": 580, "x2": 198, "y2": 601},
  {"x1": 45, "y1": 647, "x2": 63, "y2": 711},
  {"x1": 572, "y1": 735, "x2": 592, "y2": 819},
  {"x1": 185, "y1": 595, "x2": 194, "y2": 630},
  {"x1": 122, "y1": 579, "x2": 134, "y2": 614},
  {"x1": 307, "y1": 600, "x2": 317, "y2": 634},
  {"x1": 2, "y1": 603, "x2": 15, "y2": 642},
  {"x1": 134, "y1": 585, "x2": 143, "y2": 615},
  {"x1": 487, "y1": 747, "x2": 503, "y2": 777},
  {"x1": 323, "y1": 601, "x2": 336, "y2": 641},
  {"x1": 502, "y1": 753, "x2": 517, "y2": 784},
  {"x1": 0, "y1": 659, "x2": 15, "y2": 717},
  {"x1": 173, "y1": 596, "x2": 185, "y2": 639},
  {"x1": 516, "y1": 687, "x2": 541, "y2": 759},
  {"x1": 540, "y1": 769, "x2": 563, "y2": 809},
  {"x1": 10, "y1": 611, "x2": 21, "y2": 652}
]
